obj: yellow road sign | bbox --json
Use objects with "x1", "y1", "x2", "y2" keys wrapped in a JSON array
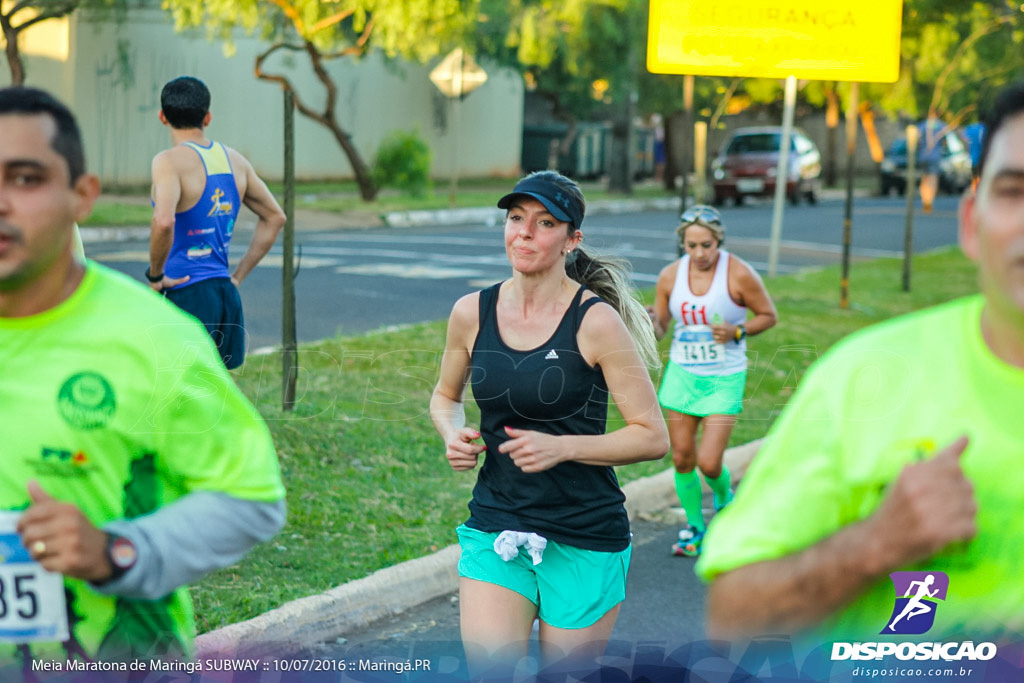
[
  {"x1": 647, "y1": 0, "x2": 903, "y2": 82},
  {"x1": 430, "y1": 48, "x2": 488, "y2": 99}
]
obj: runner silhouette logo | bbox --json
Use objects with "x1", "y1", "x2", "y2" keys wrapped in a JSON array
[{"x1": 883, "y1": 571, "x2": 949, "y2": 635}]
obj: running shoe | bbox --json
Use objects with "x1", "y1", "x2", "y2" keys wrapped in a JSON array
[
  {"x1": 671, "y1": 526, "x2": 705, "y2": 557},
  {"x1": 714, "y1": 487, "x2": 734, "y2": 512}
]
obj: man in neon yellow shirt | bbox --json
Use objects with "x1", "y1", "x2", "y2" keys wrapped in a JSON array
[
  {"x1": 699, "y1": 80, "x2": 1024, "y2": 644},
  {"x1": 0, "y1": 87, "x2": 285, "y2": 668}
]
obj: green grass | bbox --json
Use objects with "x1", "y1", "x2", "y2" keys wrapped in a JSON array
[
  {"x1": 289, "y1": 182, "x2": 672, "y2": 214},
  {"x1": 188, "y1": 247, "x2": 977, "y2": 632},
  {"x1": 79, "y1": 201, "x2": 153, "y2": 227}
]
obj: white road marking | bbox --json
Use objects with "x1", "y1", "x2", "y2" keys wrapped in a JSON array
[{"x1": 335, "y1": 263, "x2": 489, "y2": 279}]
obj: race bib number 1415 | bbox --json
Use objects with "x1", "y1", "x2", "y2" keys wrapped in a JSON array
[{"x1": 674, "y1": 325, "x2": 726, "y2": 367}]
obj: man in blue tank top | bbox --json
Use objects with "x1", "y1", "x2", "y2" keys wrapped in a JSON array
[{"x1": 148, "y1": 76, "x2": 285, "y2": 369}]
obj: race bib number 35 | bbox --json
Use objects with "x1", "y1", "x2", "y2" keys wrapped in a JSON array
[
  {"x1": 673, "y1": 325, "x2": 726, "y2": 367},
  {"x1": 0, "y1": 512, "x2": 69, "y2": 643}
]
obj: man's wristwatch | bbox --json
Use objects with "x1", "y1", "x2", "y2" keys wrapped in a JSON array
[
  {"x1": 105, "y1": 534, "x2": 138, "y2": 581},
  {"x1": 144, "y1": 267, "x2": 164, "y2": 283}
]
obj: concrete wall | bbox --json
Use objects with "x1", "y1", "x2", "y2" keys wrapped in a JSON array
[{"x1": 7, "y1": 8, "x2": 524, "y2": 185}]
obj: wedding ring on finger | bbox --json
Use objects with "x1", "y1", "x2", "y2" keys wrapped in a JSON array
[{"x1": 31, "y1": 540, "x2": 47, "y2": 556}]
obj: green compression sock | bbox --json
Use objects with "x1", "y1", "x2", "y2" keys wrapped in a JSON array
[
  {"x1": 674, "y1": 470, "x2": 706, "y2": 533},
  {"x1": 706, "y1": 466, "x2": 734, "y2": 511}
]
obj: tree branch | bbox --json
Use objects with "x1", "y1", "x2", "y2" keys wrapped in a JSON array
[
  {"x1": 710, "y1": 78, "x2": 742, "y2": 132},
  {"x1": 255, "y1": 42, "x2": 330, "y2": 127},
  {"x1": 309, "y1": 8, "x2": 356, "y2": 35},
  {"x1": 7, "y1": 0, "x2": 79, "y2": 30},
  {"x1": 319, "y1": 17, "x2": 373, "y2": 58},
  {"x1": 927, "y1": 16, "x2": 1013, "y2": 122}
]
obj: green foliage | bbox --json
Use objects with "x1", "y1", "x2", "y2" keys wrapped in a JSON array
[
  {"x1": 371, "y1": 129, "x2": 432, "y2": 198},
  {"x1": 1, "y1": 0, "x2": 125, "y2": 84},
  {"x1": 160, "y1": 0, "x2": 475, "y2": 201},
  {"x1": 867, "y1": 0, "x2": 1024, "y2": 122},
  {"x1": 161, "y1": 0, "x2": 472, "y2": 60},
  {"x1": 475, "y1": 0, "x2": 646, "y2": 120}
]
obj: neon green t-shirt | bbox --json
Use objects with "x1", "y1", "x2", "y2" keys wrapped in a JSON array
[
  {"x1": 0, "y1": 263, "x2": 284, "y2": 661},
  {"x1": 697, "y1": 296, "x2": 1024, "y2": 641}
]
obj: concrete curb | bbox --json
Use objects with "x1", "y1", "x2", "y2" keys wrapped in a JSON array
[
  {"x1": 196, "y1": 545, "x2": 462, "y2": 656},
  {"x1": 384, "y1": 207, "x2": 504, "y2": 229},
  {"x1": 195, "y1": 438, "x2": 763, "y2": 657},
  {"x1": 79, "y1": 226, "x2": 150, "y2": 243},
  {"x1": 382, "y1": 197, "x2": 682, "y2": 229}
]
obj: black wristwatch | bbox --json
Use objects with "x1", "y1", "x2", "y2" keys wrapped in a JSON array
[
  {"x1": 734, "y1": 324, "x2": 747, "y2": 343},
  {"x1": 105, "y1": 534, "x2": 138, "y2": 581},
  {"x1": 144, "y1": 266, "x2": 164, "y2": 283}
]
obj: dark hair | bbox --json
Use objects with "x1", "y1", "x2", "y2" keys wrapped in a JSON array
[
  {"x1": 0, "y1": 86, "x2": 85, "y2": 184},
  {"x1": 977, "y1": 80, "x2": 1024, "y2": 177},
  {"x1": 160, "y1": 76, "x2": 211, "y2": 129}
]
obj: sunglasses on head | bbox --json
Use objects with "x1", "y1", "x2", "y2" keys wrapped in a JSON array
[{"x1": 679, "y1": 205, "x2": 722, "y2": 226}]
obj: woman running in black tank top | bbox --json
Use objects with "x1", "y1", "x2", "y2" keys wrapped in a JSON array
[{"x1": 430, "y1": 172, "x2": 668, "y2": 676}]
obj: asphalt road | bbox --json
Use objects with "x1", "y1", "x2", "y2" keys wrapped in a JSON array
[{"x1": 87, "y1": 193, "x2": 961, "y2": 352}]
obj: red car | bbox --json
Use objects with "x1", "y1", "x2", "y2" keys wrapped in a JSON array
[{"x1": 711, "y1": 126, "x2": 822, "y2": 206}]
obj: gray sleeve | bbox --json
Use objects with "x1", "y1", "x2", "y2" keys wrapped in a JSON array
[{"x1": 92, "y1": 491, "x2": 286, "y2": 601}]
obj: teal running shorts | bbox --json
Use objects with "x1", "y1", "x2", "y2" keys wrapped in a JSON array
[
  {"x1": 456, "y1": 525, "x2": 631, "y2": 629},
  {"x1": 658, "y1": 362, "x2": 746, "y2": 416}
]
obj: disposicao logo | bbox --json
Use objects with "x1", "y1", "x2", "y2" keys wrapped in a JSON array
[
  {"x1": 831, "y1": 570, "x2": 997, "y2": 663},
  {"x1": 883, "y1": 571, "x2": 948, "y2": 635}
]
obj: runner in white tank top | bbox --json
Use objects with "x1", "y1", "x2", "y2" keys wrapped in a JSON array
[
  {"x1": 649, "y1": 205, "x2": 778, "y2": 557},
  {"x1": 667, "y1": 250, "x2": 748, "y2": 376}
]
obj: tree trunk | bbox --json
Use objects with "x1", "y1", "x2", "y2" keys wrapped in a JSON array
[
  {"x1": 662, "y1": 111, "x2": 680, "y2": 191},
  {"x1": 2, "y1": 20, "x2": 25, "y2": 85},
  {"x1": 323, "y1": 116, "x2": 376, "y2": 200},
  {"x1": 607, "y1": 98, "x2": 634, "y2": 194}
]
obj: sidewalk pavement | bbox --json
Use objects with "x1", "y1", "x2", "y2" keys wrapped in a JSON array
[{"x1": 195, "y1": 439, "x2": 763, "y2": 657}]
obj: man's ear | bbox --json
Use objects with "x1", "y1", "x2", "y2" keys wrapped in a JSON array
[
  {"x1": 203, "y1": 111, "x2": 212, "y2": 128},
  {"x1": 958, "y1": 191, "x2": 980, "y2": 262},
  {"x1": 73, "y1": 174, "x2": 101, "y2": 224}
]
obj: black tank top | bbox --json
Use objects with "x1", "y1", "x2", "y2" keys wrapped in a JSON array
[{"x1": 466, "y1": 282, "x2": 630, "y2": 552}]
